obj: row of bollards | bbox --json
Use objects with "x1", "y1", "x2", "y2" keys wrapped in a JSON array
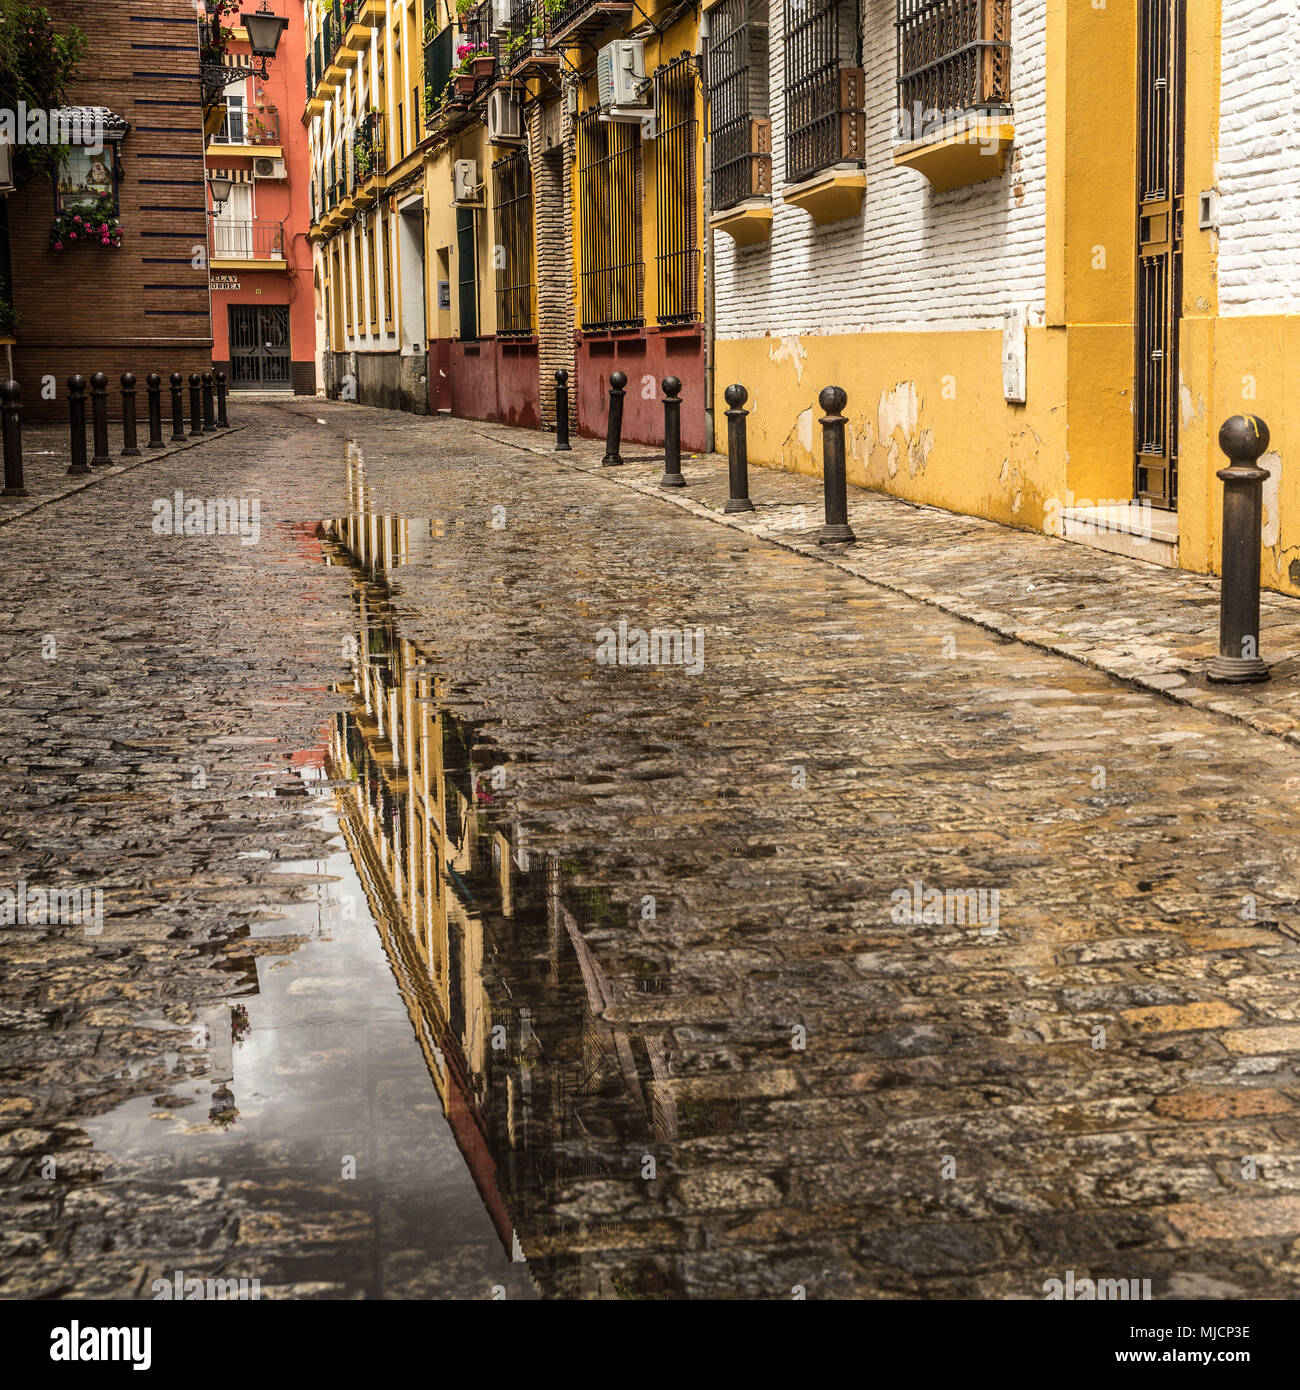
[
  {"x1": 559, "y1": 370, "x2": 850, "y2": 538},
  {"x1": 65, "y1": 371, "x2": 230, "y2": 477},
  {"x1": 0, "y1": 371, "x2": 232, "y2": 492},
  {"x1": 558, "y1": 373, "x2": 1273, "y2": 691}
]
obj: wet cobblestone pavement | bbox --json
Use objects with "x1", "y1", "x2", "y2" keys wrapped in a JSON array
[{"x1": 3, "y1": 397, "x2": 1300, "y2": 1299}]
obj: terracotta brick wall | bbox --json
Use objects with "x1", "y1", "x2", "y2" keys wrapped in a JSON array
[{"x1": 7, "y1": 1, "x2": 212, "y2": 419}]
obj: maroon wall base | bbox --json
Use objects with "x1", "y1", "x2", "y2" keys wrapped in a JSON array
[
  {"x1": 440, "y1": 337, "x2": 541, "y2": 429},
  {"x1": 575, "y1": 326, "x2": 705, "y2": 453}
]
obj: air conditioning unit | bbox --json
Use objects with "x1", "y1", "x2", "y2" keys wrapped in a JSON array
[
  {"x1": 491, "y1": 0, "x2": 512, "y2": 36},
  {"x1": 597, "y1": 39, "x2": 649, "y2": 115},
  {"x1": 253, "y1": 156, "x2": 287, "y2": 180},
  {"x1": 453, "y1": 158, "x2": 478, "y2": 203},
  {"x1": 487, "y1": 88, "x2": 524, "y2": 145}
]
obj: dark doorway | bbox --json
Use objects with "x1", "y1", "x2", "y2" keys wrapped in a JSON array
[{"x1": 228, "y1": 304, "x2": 291, "y2": 389}]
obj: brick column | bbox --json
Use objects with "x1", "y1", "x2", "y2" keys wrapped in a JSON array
[{"x1": 531, "y1": 99, "x2": 575, "y2": 430}]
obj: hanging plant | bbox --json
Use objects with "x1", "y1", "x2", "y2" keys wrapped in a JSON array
[
  {"x1": 0, "y1": 298, "x2": 19, "y2": 337},
  {"x1": 50, "y1": 192, "x2": 122, "y2": 251}
]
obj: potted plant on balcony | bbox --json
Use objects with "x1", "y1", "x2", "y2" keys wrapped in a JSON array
[
  {"x1": 470, "y1": 43, "x2": 493, "y2": 78},
  {"x1": 453, "y1": 44, "x2": 479, "y2": 95}
]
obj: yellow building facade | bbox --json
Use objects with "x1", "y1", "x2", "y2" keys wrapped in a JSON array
[{"x1": 712, "y1": 0, "x2": 1299, "y2": 593}]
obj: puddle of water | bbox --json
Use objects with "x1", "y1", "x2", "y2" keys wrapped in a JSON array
[{"x1": 86, "y1": 773, "x2": 539, "y2": 1300}]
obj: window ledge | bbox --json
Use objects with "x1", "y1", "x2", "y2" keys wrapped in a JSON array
[
  {"x1": 782, "y1": 167, "x2": 865, "y2": 225},
  {"x1": 710, "y1": 199, "x2": 773, "y2": 246},
  {"x1": 893, "y1": 118, "x2": 1015, "y2": 193}
]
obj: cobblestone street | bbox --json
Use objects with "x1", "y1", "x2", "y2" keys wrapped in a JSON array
[{"x1": 4, "y1": 398, "x2": 1300, "y2": 1300}]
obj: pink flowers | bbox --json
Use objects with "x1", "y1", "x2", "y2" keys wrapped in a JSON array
[{"x1": 53, "y1": 240, "x2": 63, "y2": 251}]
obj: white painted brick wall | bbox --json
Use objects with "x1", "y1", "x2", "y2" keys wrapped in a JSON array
[
  {"x1": 1217, "y1": 0, "x2": 1300, "y2": 314},
  {"x1": 714, "y1": 0, "x2": 1047, "y2": 338}
]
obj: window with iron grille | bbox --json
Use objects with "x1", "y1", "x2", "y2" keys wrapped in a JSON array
[
  {"x1": 708, "y1": 0, "x2": 771, "y2": 213},
  {"x1": 382, "y1": 218, "x2": 394, "y2": 329},
  {"x1": 784, "y1": 0, "x2": 864, "y2": 185},
  {"x1": 367, "y1": 216, "x2": 379, "y2": 330},
  {"x1": 343, "y1": 237, "x2": 354, "y2": 335},
  {"x1": 457, "y1": 205, "x2": 478, "y2": 341},
  {"x1": 653, "y1": 54, "x2": 700, "y2": 324},
  {"x1": 577, "y1": 110, "x2": 643, "y2": 332},
  {"x1": 493, "y1": 149, "x2": 534, "y2": 336},
  {"x1": 896, "y1": 0, "x2": 1011, "y2": 135}
]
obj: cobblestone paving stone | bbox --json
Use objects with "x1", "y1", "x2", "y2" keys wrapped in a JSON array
[
  {"x1": 2, "y1": 397, "x2": 1300, "y2": 1300},
  {"x1": 469, "y1": 418, "x2": 1300, "y2": 747}
]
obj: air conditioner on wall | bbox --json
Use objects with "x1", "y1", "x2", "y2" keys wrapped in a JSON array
[
  {"x1": 491, "y1": 0, "x2": 512, "y2": 36},
  {"x1": 453, "y1": 158, "x2": 479, "y2": 204},
  {"x1": 487, "y1": 88, "x2": 524, "y2": 145},
  {"x1": 253, "y1": 156, "x2": 287, "y2": 180},
  {"x1": 597, "y1": 39, "x2": 650, "y2": 118}
]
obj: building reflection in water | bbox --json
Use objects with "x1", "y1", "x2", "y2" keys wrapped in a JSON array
[{"x1": 317, "y1": 446, "x2": 678, "y2": 1298}]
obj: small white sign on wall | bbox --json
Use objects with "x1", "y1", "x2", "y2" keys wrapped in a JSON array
[{"x1": 1002, "y1": 306, "x2": 1027, "y2": 404}]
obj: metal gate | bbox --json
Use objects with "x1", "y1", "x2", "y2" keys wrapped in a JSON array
[
  {"x1": 1134, "y1": 0, "x2": 1186, "y2": 509},
  {"x1": 228, "y1": 304, "x2": 291, "y2": 388}
]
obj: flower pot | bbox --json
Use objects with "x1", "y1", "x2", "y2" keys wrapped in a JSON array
[
  {"x1": 531, "y1": 37, "x2": 545, "y2": 54},
  {"x1": 455, "y1": 73, "x2": 476, "y2": 95},
  {"x1": 472, "y1": 56, "x2": 494, "y2": 77}
]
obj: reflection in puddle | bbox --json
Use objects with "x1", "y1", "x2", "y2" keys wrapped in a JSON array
[{"x1": 315, "y1": 456, "x2": 680, "y2": 1297}]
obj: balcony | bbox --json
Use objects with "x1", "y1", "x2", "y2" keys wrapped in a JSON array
[
  {"x1": 338, "y1": 0, "x2": 374, "y2": 68},
  {"x1": 351, "y1": 116, "x2": 387, "y2": 206},
  {"x1": 208, "y1": 105, "x2": 282, "y2": 159},
  {"x1": 548, "y1": 0, "x2": 634, "y2": 45},
  {"x1": 505, "y1": 0, "x2": 561, "y2": 77},
  {"x1": 209, "y1": 219, "x2": 287, "y2": 270}
]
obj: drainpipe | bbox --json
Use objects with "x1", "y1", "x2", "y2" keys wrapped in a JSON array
[{"x1": 699, "y1": 12, "x2": 715, "y2": 454}]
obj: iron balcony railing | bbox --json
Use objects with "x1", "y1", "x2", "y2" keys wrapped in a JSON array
[
  {"x1": 218, "y1": 105, "x2": 280, "y2": 145},
  {"x1": 785, "y1": 0, "x2": 864, "y2": 185},
  {"x1": 351, "y1": 116, "x2": 387, "y2": 188},
  {"x1": 550, "y1": 0, "x2": 619, "y2": 37},
  {"x1": 506, "y1": 0, "x2": 552, "y2": 71},
  {"x1": 896, "y1": 0, "x2": 1012, "y2": 130},
  {"x1": 211, "y1": 219, "x2": 285, "y2": 260},
  {"x1": 709, "y1": 0, "x2": 771, "y2": 213}
]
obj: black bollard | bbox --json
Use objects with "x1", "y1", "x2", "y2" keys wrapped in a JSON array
[
  {"x1": 120, "y1": 372, "x2": 141, "y2": 457},
  {"x1": 215, "y1": 371, "x2": 230, "y2": 428},
  {"x1": 1208, "y1": 415, "x2": 1271, "y2": 683},
  {"x1": 659, "y1": 376, "x2": 685, "y2": 488},
  {"x1": 169, "y1": 372, "x2": 186, "y2": 441},
  {"x1": 554, "y1": 369, "x2": 571, "y2": 451},
  {"x1": 146, "y1": 373, "x2": 165, "y2": 448},
  {"x1": 188, "y1": 372, "x2": 203, "y2": 438},
  {"x1": 1, "y1": 380, "x2": 28, "y2": 496},
  {"x1": 67, "y1": 375, "x2": 91, "y2": 475},
  {"x1": 724, "y1": 383, "x2": 755, "y2": 513},
  {"x1": 817, "y1": 385, "x2": 856, "y2": 545},
  {"x1": 89, "y1": 371, "x2": 111, "y2": 465},
  {"x1": 202, "y1": 370, "x2": 216, "y2": 432},
  {"x1": 602, "y1": 370, "x2": 626, "y2": 466}
]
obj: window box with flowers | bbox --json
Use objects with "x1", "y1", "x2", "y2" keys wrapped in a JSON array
[{"x1": 50, "y1": 190, "x2": 122, "y2": 251}]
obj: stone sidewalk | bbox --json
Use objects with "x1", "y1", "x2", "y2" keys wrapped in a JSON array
[
  {"x1": 468, "y1": 419, "x2": 1300, "y2": 747},
  {"x1": 0, "y1": 415, "x2": 245, "y2": 528}
]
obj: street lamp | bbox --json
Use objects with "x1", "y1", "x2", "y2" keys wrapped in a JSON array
[
  {"x1": 241, "y1": 3, "x2": 289, "y2": 64},
  {"x1": 208, "y1": 173, "x2": 233, "y2": 214},
  {"x1": 201, "y1": 1, "x2": 288, "y2": 92}
]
